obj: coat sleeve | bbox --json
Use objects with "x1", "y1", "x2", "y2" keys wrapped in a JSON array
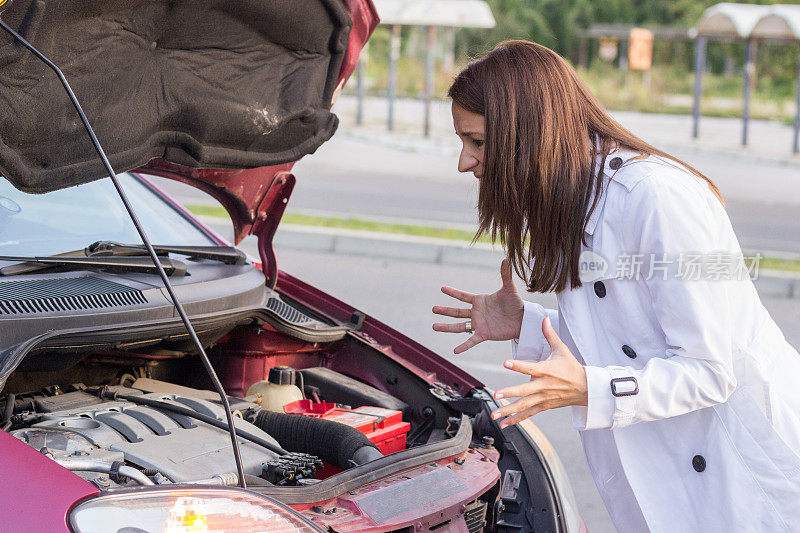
[
  {"x1": 512, "y1": 301, "x2": 558, "y2": 362},
  {"x1": 574, "y1": 171, "x2": 738, "y2": 431}
]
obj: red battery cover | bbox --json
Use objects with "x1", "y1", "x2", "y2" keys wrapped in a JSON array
[{"x1": 283, "y1": 399, "x2": 410, "y2": 455}]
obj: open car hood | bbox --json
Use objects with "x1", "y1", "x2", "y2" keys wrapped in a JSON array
[{"x1": 0, "y1": 0, "x2": 377, "y2": 241}]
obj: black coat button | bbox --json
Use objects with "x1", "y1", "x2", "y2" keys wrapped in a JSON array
[
  {"x1": 609, "y1": 157, "x2": 623, "y2": 170},
  {"x1": 593, "y1": 281, "x2": 606, "y2": 298},
  {"x1": 622, "y1": 345, "x2": 637, "y2": 359},
  {"x1": 692, "y1": 455, "x2": 706, "y2": 472}
]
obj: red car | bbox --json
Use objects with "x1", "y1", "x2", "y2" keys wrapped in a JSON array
[{"x1": 0, "y1": 1, "x2": 583, "y2": 531}]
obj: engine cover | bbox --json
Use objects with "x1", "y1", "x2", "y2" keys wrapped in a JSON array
[{"x1": 13, "y1": 393, "x2": 280, "y2": 483}]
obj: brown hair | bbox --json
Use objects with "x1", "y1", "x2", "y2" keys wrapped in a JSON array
[{"x1": 448, "y1": 40, "x2": 722, "y2": 293}]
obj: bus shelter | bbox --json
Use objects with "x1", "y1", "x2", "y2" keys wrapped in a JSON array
[
  {"x1": 367, "y1": 0, "x2": 495, "y2": 136},
  {"x1": 693, "y1": 3, "x2": 770, "y2": 146},
  {"x1": 694, "y1": 3, "x2": 800, "y2": 152},
  {"x1": 750, "y1": 5, "x2": 800, "y2": 153}
]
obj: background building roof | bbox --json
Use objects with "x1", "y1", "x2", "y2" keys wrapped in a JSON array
[
  {"x1": 751, "y1": 4, "x2": 800, "y2": 40},
  {"x1": 372, "y1": 0, "x2": 496, "y2": 28},
  {"x1": 695, "y1": 3, "x2": 772, "y2": 38}
]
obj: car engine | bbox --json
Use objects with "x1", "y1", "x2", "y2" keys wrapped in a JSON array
[
  {"x1": 11, "y1": 387, "x2": 281, "y2": 487},
  {"x1": 4, "y1": 364, "x2": 401, "y2": 491}
]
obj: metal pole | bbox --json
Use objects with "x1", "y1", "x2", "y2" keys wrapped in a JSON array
[
  {"x1": 692, "y1": 36, "x2": 706, "y2": 139},
  {"x1": 356, "y1": 42, "x2": 367, "y2": 125},
  {"x1": 424, "y1": 25, "x2": 437, "y2": 137},
  {"x1": 742, "y1": 38, "x2": 755, "y2": 146},
  {"x1": 387, "y1": 24, "x2": 401, "y2": 131},
  {"x1": 579, "y1": 37, "x2": 588, "y2": 69},
  {"x1": 794, "y1": 47, "x2": 800, "y2": 153},
  {"x1": 443, "y1": 27, "x2": 456, "y2": 72}
]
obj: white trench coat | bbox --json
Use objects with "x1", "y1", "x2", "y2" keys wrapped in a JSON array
[{"x1": 513, "y1": 148, "x2": 800, "y2": 532}]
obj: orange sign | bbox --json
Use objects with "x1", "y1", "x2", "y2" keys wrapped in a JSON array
[{"x1": 628, "y1": 28, "x2": 653, "y2": 70}]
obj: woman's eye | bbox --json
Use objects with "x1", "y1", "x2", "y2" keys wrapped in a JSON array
[{"x1": 473, "y1": 139, "x2": 484, "y2": 148}]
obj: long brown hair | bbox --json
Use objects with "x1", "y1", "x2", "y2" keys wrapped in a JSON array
[{"x1": 448, "y1": 40, "x2": 722, "y2": 293}]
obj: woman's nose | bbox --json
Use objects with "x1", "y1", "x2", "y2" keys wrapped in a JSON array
[{"x1": 458, "y1": 149, "x2": 478, "y2": 173}]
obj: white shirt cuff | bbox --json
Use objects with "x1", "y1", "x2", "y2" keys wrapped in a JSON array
[
  {"x1": 510, "y1": 301, "x2": 549, "y2": 361},
  {"x1": 572, "y1": 366, "x2": 615, "y2": 431}
]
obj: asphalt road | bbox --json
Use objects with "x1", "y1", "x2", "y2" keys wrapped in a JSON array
[
  {"x1": 240, "y1": 246, "x2": 800, "y2": 533},
  {"x1": 290, "y1": 136, "x2": 800, "y2": 255},
  {"x1": 151, "y1": 132, "x2": 800, "y2": 255}
]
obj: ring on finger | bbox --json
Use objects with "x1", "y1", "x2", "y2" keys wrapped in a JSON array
[{"x1": 465, "y1": 320, "x2": 473, "y2": 333}]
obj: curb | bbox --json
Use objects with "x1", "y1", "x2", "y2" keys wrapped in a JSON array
[
  {"x1": 271, "y1": 223, "x2": 800, "y2": 301},
  {"x1": 274, "y1": 223, "x2": 505, "y2": 270}
]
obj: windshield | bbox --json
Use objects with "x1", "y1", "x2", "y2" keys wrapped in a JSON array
[{"x1": 0, "y1": 173, "x2": 216, "y2": 257}]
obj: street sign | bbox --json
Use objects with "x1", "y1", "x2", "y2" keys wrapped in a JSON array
[
  {"x1": 598, "y1": 37, "x2": 618, "y2": 62},
  {"x1": 628, "y1": 28, "x2": 653, "y2": 70}
]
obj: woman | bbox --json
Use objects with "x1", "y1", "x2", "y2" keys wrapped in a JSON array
[{"x1": 432, "y1": 40, "x2": 800, "y2": 532}]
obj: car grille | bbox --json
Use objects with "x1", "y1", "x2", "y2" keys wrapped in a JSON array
[{"x1": 0, "y1": 276, "x2": 147, "y2": 315}]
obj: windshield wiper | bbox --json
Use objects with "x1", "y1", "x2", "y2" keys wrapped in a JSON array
[
  {"x1": 0, "y1": 254, "x2": 187, "y2": 277},
  {"x1": 0, "y1": 241, "x2": 244, "y2": 276},
  {"x1": 86, "y1": 241, "x2": 246, "y2": 265}
]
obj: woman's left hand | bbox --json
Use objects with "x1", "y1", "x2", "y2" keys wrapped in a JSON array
[{"x1": 492, "y1": 317, "x2": 588, "y2": 428}]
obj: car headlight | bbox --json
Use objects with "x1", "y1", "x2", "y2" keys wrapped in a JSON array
[{"x1": 68, "y1": 487, "x2": 322, "y2": 533}]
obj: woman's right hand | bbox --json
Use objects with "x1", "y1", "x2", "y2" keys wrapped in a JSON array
[{"x1": 432, "y1": 258, "x2": 524, "y2": 354}]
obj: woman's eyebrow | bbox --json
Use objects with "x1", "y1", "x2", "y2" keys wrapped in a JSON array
[{"x1": 458, "y1": 130, "x2": 484, "y2": 137}]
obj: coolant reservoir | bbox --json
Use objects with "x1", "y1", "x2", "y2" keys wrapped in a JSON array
[{"x1": 246, "y1": 366, "x2": 304, "y2": 412}]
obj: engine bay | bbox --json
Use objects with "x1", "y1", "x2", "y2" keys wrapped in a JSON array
[
  {"x1": 0, "y1": 320, "x2": 510, "y2": 531},
  {"x1": 0, "y1": 286, "x2": 562, "y2": 532}
]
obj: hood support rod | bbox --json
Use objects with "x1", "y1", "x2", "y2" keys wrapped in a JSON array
[{"x1": 0, "y1": 17, "x2": 247, "y2": 488}]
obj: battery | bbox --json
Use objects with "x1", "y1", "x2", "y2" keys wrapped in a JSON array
[{"x1": 284, "y1": 399, "x2": 410, "y2": 455}]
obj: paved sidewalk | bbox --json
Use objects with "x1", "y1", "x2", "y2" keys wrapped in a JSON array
[{"x1": 333, "y1": 94, "x2": 800, "y2": 166}]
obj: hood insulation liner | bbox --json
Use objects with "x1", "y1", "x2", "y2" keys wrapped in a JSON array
[{"x1": 0, "y1": 0, "x2": 351, "y2": 193}]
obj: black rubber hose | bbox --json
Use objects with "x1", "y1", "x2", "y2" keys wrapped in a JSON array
[
  {"x1": 98, "y1": 390, "x2": 287, "y2": 456},
  {"x1": 249, "y1": 409, "x2": 383, "y2": 470},
  {"x1": 244, "y1": 474, "x2": 273, "y2": 487}
]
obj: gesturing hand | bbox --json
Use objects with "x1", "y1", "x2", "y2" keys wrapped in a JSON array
[
  {"x1": 491, "y1": 317, "x2": 588, "y2": 428},
  {"x1": 432, "y1": 258, "x2": 524, "y2": 354}
]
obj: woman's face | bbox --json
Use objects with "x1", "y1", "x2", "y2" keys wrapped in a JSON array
[{"x1": 452, "y1": 102, "x2": 485, "y2": 180}]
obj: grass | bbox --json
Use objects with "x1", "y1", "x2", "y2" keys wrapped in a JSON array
[
  {"x1": 188, "y1": 204, "x2": 492, "y2": 244},
  {"x1": 283, "y1": 212, "x2": 493, "y2": 243},
  {"x1": 576, "y1": 65, "x2": 795, "y2": 123},
  {"x1": 760, "y1": 256, "x2": 800, "y2": 274},
  {"x1": 188, "y1": 204, "x2": 800, "y2": 274}
]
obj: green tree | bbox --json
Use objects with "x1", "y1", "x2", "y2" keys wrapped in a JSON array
[{"x1": 457, "y1": 0, "x2": 553, "y2": 58}]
